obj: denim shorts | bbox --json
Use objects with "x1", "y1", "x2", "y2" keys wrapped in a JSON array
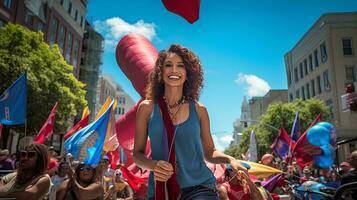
[{"x1": 180, "y1": 185, "x2": 219, "y2": 200}]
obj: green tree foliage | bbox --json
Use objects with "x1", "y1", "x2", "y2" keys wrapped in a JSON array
[
  {"x1": 0, "y1": 24, "x2": 87, "y2": 136},
  {"x1": 225, "y1": 98, "x2": 331, "y2": 160}
]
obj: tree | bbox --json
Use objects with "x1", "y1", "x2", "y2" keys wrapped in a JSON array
[
  {"x1": 225, "y1": 98, "x2": 331, "y2": 160},
  {"x1": 0, "y1": 24, "x2": 87, "y2": 136}
]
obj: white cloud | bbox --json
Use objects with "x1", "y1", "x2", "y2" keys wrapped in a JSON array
[
  {"x1": 212, "y1": 133, "x2": 233, "y2": 151},
  {"x1": 94, "y1": 17, "x2": 157, "y2": 51},
  {"x1": 212, "y1": 135, "x2": 225, "y2": 151},
  {"x1": 235, "y1": 73, "x2": 271, "y2": 96},
  {"x1": 219, "y1": 135, "x2": 233, "y2": 143}
]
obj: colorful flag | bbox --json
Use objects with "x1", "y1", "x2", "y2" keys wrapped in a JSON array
[
  {"x1": 292, "y1": 114, "x2": 322, "y2": 168},
  {"x1": 0, "y1": 73, "x2": 27, "y2": 125},
  {"x1": 64, "y1": 108, "x2": 90, "y2": 141},
  {"x1": 95, "y1": 97, "x2": 112, "y2": 120},
  {"x1": 239, "y1": 160, "x2": 283, "y2": 179},
  {"x1": 161, "y1": 0, "x2": 200, "y2": 24},
  {"x1": 262, "y1": 173, "x2": 285, "y2": 192},
  {"x1": 0, "y1": 124, "x2": 3, "y2": 139},
  {"x1": 291, "y1": 111, "x2": 300, "y2": 141},
  {"x1": 247, "y1": 130, "x2": 258, "y2": 162},
  {"x1": 271, "y1": 128, "x2": 295, "y2": 160},
  {"x1": 103, "y1": 100, "x2": 119, "y2": 152},
  {"x1": 65, "y1": 100, "x2": 114, "y2": 165},
  {"x1": 33, "y1": 102, "x2": 58, "y2": 144}
]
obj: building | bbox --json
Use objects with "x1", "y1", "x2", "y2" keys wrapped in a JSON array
[
  {"x1": 284, "y1": 12, "x2": 357, "y2": 159},
  {"x1": 231, "y1": 90, "x2": 288, "y2": 146},
  {"x1": 97, "y1": 75, "x2": 135, "y2": 120},
  {"x1": 0, "y1": 0, "x2": 87, "y2": 78},
  {"x1": 79, "y1": 20, "x2": 104, "y2": 119}
]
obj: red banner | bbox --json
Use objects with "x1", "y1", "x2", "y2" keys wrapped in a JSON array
[{"x1": 33, "y1": 102, "x2": 58, "y2": 144}]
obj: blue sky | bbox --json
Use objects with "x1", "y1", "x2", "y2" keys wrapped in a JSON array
[{"x1": 87, "y1": 0, "x2": 357, "y2": 150}]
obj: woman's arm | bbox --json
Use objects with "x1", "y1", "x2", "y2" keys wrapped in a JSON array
[
  {"x1": 133, "y1": 100, "x2": 173, "y2": 182},
  {"x1": 197, "y1": 102, "x2": 247, "y2": 172},
  {"x1": 72, "y1": 179, "x2": 103, "y2": 200},
  {"x1": 240, "y1": 172, "x2": 264, "y2": 200},
  {"x1": 56, "y1": 179, "x2": 70, "y2": 200}
]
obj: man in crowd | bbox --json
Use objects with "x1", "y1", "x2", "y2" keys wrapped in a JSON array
[
  {"x1": 49, "y1": 162, "x2": 69, "y2": 200},
  {"x1": 339, "y1": 161, "x2": 351, "y2": 176},
  {"x1": 0, "y1": 149, "x2": 14, "y2": 170},
  {"x1": 341, "y1": 150, "x2": 357, "y2": 199}
]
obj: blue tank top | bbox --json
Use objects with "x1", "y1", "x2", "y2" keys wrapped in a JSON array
[{"x1": 147, "y1": 101, "x2": 216, "y2": 198}]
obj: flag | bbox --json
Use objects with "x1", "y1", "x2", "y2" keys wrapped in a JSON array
[
  {"x1": 64, "y1": 108, "x2": 90, "y2": 141},
  {"x1": 33, "y1": 102, "x2": 58, "y2": 144},
  {"x1": 0, "y1": 124, "x2": 3, "y2": 139},
  {"x1": 292, "y1": 114, "x2": 322, "y2": 168},
  {"x1": 239, "y1": 160, "x2": 283, "y2": 179},
  {"x1": 262, "y1": 173, "x2": 285, "y2": 192},
  {"x1": 291, "y1": 111, "x2": 300, "y2": 141},
  {"x1": 247, "y1": 130, "x2": 258, "y2": 162},
  {"x1": 161, "y1": 0, "x2": 200, "y2": 24},
  {"x1": 65, "y1": 100, "x2": 114, "y2": 165},
  {"x1": 95, "y1": 97, "x2": 112, "y2": 120},
  {"x1": 103, "y1": 100, "x2": 119, "y2": 152},
  {"x1": 271, "y1": 128, "x2": 295, "y2": 160},
  {"x1": 0, "y1": 73, "x2": 27, "y2": 125}
]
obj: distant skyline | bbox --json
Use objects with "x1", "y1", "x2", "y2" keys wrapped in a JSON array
[{"x1": 87, "y1": 0, "x2": 357, "y2": 150}]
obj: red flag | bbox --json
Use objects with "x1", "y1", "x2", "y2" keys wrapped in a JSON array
[
  {"x1": 271, "y1": 128, "x2": 296, "y2": 160},
  {"x1": 33, "y1": 102, "x2": 58, "y2": 144},
  {"x1": 162, "y1": 0, "x2": 200, "y2": 24},
  {"x1": 292, "y1": 114, "x2": 323, "y2": 168},
  {"x1": 0, "y1": 124, "x2": 3, "y2": 139},
  {"x1": 64, "y1": 114, "x2": 90, "y2": 140}
]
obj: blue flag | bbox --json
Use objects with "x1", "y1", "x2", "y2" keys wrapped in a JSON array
[
  {"x1": 291, "y1": 111, "x2": 300, "y2": 141},
  {"x1": 65, "y1": 100, "x2": 114, "y2": 165},
  {"x1": 0, "y1": 74, "x2": 27, "y2": 125}
]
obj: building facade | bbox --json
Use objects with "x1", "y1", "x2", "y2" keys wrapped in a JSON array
[
  {"x1": 0, "y1": 0, "x2": 87, "y2": 78},
  {"x1": 79, "y1": 20, "x2": 104, "y2": 119},
  {"x1": 97, "y1": 75, "x2": 135, "y2": 121},
  {"x1": 284, "y1": 12, "x2": 357, "y2": 159}
]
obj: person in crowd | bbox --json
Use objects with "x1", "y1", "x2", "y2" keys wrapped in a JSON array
[
  {"x1": 0, "y1": 149, "x2": 14, "y2": 170},
  {"x1": 134, "y1": 44, "x2": 247, "y2": 199},
  {"x1": 56, "y1": 162, "x2": 104, "y2": 200},
  {"x1": 102, "y1": 156, "x2": 116, "y2": 200},
  {"x1": 340, "y1": 150, "x2": 357, "y2": 199},
  {"x1": 114, "y1": 170, "x2": 133, "y2": 200},
  {"x1": 0, "y1": 144, "x2": 51, "y2": 199},
  {"x1": 49, "y1": 162, "x2": 70, "y2": 200},
  {"x1": 261, "y1": 154, "x2": 274, "y2": 167},
  {"x1": 217, "y1": 165, "x2": 264, "y2": 200},
  {"x1": 299, "y1": 167, "x2": 317, "y2": 184},
  {"x1": 339, "y1": 161, "x2": 351, "y2": 176}
]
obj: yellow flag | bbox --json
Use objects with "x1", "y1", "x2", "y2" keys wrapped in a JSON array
[
  {"x1": 95, "y1": 96, "x2": 112, "y2": 120},
  {"x1": 81, "y1": 107, "x2": 90, "y2": 120},
  {"x1": 103, "y1": 100, "x2": 119, "y2": 152}
]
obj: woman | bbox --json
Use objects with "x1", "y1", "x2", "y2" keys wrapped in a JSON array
[
  {"x1": 56, "y1": 162, "x2": 103, "y2": 200},
  {"x1": 0, "y1": 144, "x2": 51, "y2": 199},
  {"x1": 134, "y1": 44, "x2": 247, "y2": 200}
]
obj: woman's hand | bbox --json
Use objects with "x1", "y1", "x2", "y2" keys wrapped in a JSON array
[
  {"x1": 153, "y1": 160, "x2": 174, "y2": 182},
  {"x1": 229, "y1": 159, "x2": 248, "y2": 174}
]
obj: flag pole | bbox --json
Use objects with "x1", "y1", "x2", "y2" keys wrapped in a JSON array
[{"x1": 24, "y1": 119, "x2": 27, "y2": 138}]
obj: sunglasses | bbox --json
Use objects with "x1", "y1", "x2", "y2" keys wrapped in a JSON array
[
  {"x1": 20, "y1": 150, "x2": 37, "y2": 158},
  {"x1": 79, "y1": 166, "x2": 94, "y2": 172}
]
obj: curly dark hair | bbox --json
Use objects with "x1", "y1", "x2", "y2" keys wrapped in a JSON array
[{"x1": 145, "y1": 44, "x2": 204, "y2": 101}]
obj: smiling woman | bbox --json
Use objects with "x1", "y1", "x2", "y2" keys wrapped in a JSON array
[{"x1": 133, "y1": 44, "x2": 248, "y2": 200}]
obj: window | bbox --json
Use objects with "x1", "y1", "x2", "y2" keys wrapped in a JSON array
[
  {"x1": 289, "y1": 93, "x2": 293, "y2": 102},
  {"x1": 304, "y1": 59, "x2": 308, "y2": 76},
  {"x1": 288, "y1": 69, "x2": 292, "y2": 86},
  {"x1": 118, "y1": 97, "x2": 122, "y2": 104},
  {"x1": 80, "y1": 16, "x2": 84, "y2": 27},
  {"x1": 323, "y1": 70, "x2": 331, "y2": 91},
  {"x1": 302, "y1": 86, "x2": 306, "y2": 100},
  {"x1": 25, "y1": 9, "x2": 34, "y2": 25},
  {"x1": 317, "y1": 76, "x2": 322, "y2": 94},
  {"x1": 66, "y1": 33, "x2": 73, "y2": 62},
  {"x1": 0, "y1": 19, "x2": 5, "y2": 27},
  {"x1": 296, "y1": 89, "x2": 300, "y2": 99},
  {"x1": 345, "y1": 66, "x2": 356, "y2": 83},
  {"x1": 294, "y1": 68, "x2": 298, "y2": 83},
  {"x1": 342, "y1": 38, "x2": 353, "y2": 55},
  {"x1": 49, "y1": 18, "x2": 58, "y2": 45},
  {"x1": 73, "y1": 39, "x2": 79, "y2": 70},
  {"x1": 320, "y1": 42, "x2": 327, "y2": 63},
  {"x1": 326, "y1": 99, "x2": 334, "y2": 119},
  {"x1": 311, "y1": 79, "x2": 316, "y2": 97},
  {"x1": 122, "y1": 108, "x2": 125, "y2": 114},
  {"x1": 309, "y1": 55, "x2": 313, "y2": 72},
  {"x1": 74, "y1": 9, "x2": 78, "y2": 21},
  {"x1": 58, "y1": 25, "x2": 65, "y2": 53},
  {"x1": 37, "y1": 21, "x2": 45, "y2": 32},
  {"x1": 123, "y1": 98, "x2": 126, "y2": 104},
  {"x1": 4, "y1": 0, "x2": 11, "y2": 9},
  {"x1": 60, "y1": 0, "x2": 65, "y2": 6},
  {"x1": 314, "y1": 50, "x2": 319, "y2": 67},
  {"x1": 68, "y1": 2, "x2": 72, "y2": 14},
  {"x1": 306, "y1": 83, "x2": 310, "y2": 99},
  {"x1": 299, "y1": 63, "x2": 303, "y2": 79}
]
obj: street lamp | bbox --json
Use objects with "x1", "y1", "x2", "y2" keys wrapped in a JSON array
[{"x1": 240, "y1": 120, "x2": 279, "y2": 132}]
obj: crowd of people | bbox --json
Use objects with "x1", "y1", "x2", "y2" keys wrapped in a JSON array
[{"x1": 0, "y1": 144, "x2": 134, "y2": 200}]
